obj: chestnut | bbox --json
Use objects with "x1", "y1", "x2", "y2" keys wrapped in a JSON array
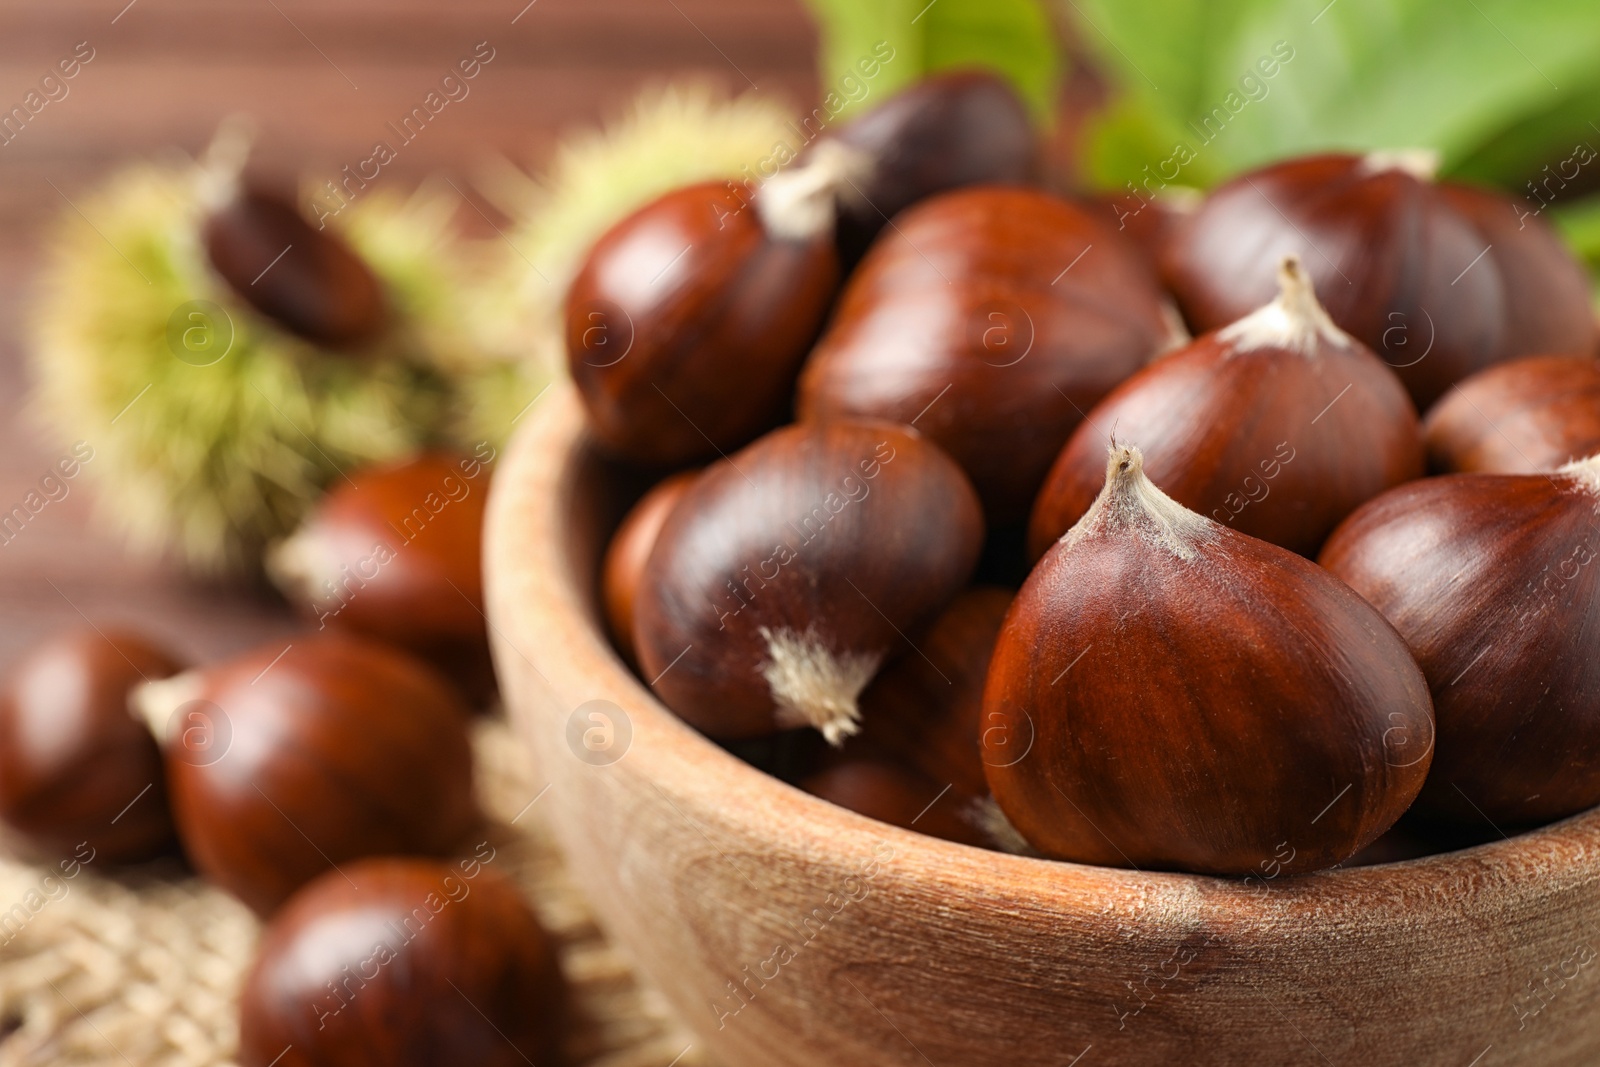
[
  {"x1": 134, "y1": 633, "x2": 477, "y2": 915},
  {"x1": 0, "y1": 627, "x2": 183, "y2": 863},
  {"x1": 800, "y1": 757, "x2": 989, "y2": 848},
  {"x1": 1088, "y1": 186, "x2": 1198, "y2": 270},
  {"x1": 824, "y1": 69, "x2": 1036, "y2": 261},
  {"x1": 797, "y1": 185, "x2": 1173, "y2": 523},
  {"x1": 565, "y1": 178, "x2": 839, "y2": 466},
  {"x1": 985, "y1": 445, "x2": 1433, "y2": 875},
  {"x1": 1162, "y1": 151, "x2": 1598, "y2": 409},
  {"x1": 600, "y1": 469, "x2": 698, "y2": 666},
  {"x1": 1423, "y1": 354, "x2": 1600, "y2": 474},
  {"x1": 1028, "y1": 257, "x2": 1424, "y2": 560},
  {"x1": 857, "y1": 586, "x2": 1012, "y2": 798},
  {"x1": 633, "y1": 419, "x2": 984, "y2": 744},
  {"x1": 204, "y1": 182, "x2": 388, "y2": 348},
  {"x1": 266, "y1": 451, "x2": 494, "y2": 699},
  {"x1": 238, "y1": 856, "x2": 566, "y2": 1067},
  {"x1": 1320, "y1": 455, "x2": 1600, "y2": 827}
]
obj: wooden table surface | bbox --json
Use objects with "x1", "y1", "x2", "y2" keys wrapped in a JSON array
[{"x1": 0, "y1": 0, "x2": 820, "y2": 673}]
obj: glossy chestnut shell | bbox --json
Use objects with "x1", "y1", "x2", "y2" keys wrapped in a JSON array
[
  {"x1": 1423, "y1": 354, "x2": 1600, "y2": 474},
  {"x1": 565, "y1": 180, "x2": 838, "y2": 466},
  {"x1": 856, "y1": 585, "x2": 1012, "y2": 798},
  {"x1": 141, "y1": 633, "x2": 477, "y2": 915},
  {"x1": 238, "y1": 856, "x2": 566, "y2": 1067},
  {"x1": 0, "y1": 628, "x2": 182, "y2": 863},
  {"x1": 798, "y1": 185, "x2": 1173, "y2": 523},
  {"x1": 267, "y1": 452, "x2": 493, "y2": 697},
  {"x1": 1028, "y1": 257, "x2": 1423, "y2": 559},
  {"x1": 633, "y1": 419, "x2": 983, "y2": 744},
  {"x1": 828, "y1": 69, "x2": 1036, "y2": 259},
  {"x1": 1162, "y1": 152, "x2": 1598, "y2": 409},
  {"x1": 204, "y1": 184, "x2": 388, "y2": 348},
  {"x1": 1321, "y1": 457, "x2": 1600, "y2": 827},
  {"x1": 987, "y1": 446, "x2": 1434, "y2": 875},
  {"x1": 600, "y1": 469, "x2": 697, "y2": 666}
]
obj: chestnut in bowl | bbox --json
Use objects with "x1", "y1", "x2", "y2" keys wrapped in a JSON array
[
  {"x1": 1162, "y1": 151, "x2": 1598, "y2": 409},
  {"x1": 484, "y1": 382, "x2": 1600, "y2": 1066},
  {"x1": 798, "y1": 185, "x2": 1173, "y2": 523},
  {"x1": 1423, "y1": 354, "x2": 1600, "y2": 474}
]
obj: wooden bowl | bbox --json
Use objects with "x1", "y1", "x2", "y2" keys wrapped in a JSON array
[{"x1": 485, "y1": 383, "x2": 1600, "y2": 1067}]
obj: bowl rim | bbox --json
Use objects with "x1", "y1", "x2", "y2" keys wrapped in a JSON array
[{"x1": 489, "y1": 381, "x2": 1600, "y2": 915}]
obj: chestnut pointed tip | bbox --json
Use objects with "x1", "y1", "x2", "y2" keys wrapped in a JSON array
[
  {"x1": 1062, "y1": 442, "x2": 1215, "y2": 560},
  {"x1": 1559, "y1": 451, "x2": 1600, "y2": 492},
  {"x1": 129, "y1": 670, "x2": 205, "y2": 741},
  {"x1": 1216, "y1": 253, "x2": 1351, "y2": 355},
  {"x1": 1359, "y1": 148, "x2": 1441, "y2": 181},
  {"x1": 759, "y1": 626, "x2": 879, "y2": 746},
  {"x1": 756, "y1": 141, "x2": 869, "y2": 241}
]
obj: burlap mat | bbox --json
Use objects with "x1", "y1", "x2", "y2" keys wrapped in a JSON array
[{"x1": 0, "y1": 718, "x2": 715, "y2": 1067}]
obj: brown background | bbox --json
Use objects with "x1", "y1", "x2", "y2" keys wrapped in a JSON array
[{"x1": 0, "y1": 0, "x2": 825, "y2": 672}]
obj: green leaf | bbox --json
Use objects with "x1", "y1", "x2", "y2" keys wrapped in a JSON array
[
  {"x1": 1554, "y1": 195, "x2": 1600, "y2": 270},
  {"x1": 802, "y1": 0, "x2": 1063, "y2": 123},
  {"x1": 1066, "y1": 0, "x2": 1600, "y2": 192}
]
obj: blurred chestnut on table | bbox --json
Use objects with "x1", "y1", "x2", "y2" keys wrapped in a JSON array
[
  {"x1": 600, "y1": 469, "x2": 697, "y2": 666},
  {"x1": 1029, "y1": 256, "x2": 1423, "y2": 560},
  {"x1": 634, "y1": 420, "x2": 983, "y2": 745},
  {"x1": 801, "y1": 756, "x2": 989, "y2": 848},
  {"x1": 238, "y1": 856, "x2": 566, "y2": 1067},
  {"x1": 1321, "y1": 454, "x2": 1600, "y2": 827},
  {"x1": 798, "y1": 185, "x2": 1174, "y2": 524},
  {"x1": 987, "y1": 446, "x2": 1433, "y2": 875},
  {"x1": 824, "y1": 69, "x2": 1037, "y2": 261},
  {"x1": 204, "y1": 182, "x2": 388, "y2": 349},
  {"x1": 134, "y1": 633, "x2": 477, "y2": 915},
  {"x1": 565, "y1": 178, "x2": 838, "y2": 467},
  {"x1": 1162, "y1": 151, "x2": 1598, "y2": 409},
  {"x1": 0, "y1": 627, "x2": 183, "y2": 863},
  {"x1": 267, "y1": 451, "x2": 495, "y2": 701},
  {"x1": 857, "y1": 585, "x2": 1012, "y2": 798},
  {"x1": 1423, "y1": 354, "x2": 1600, "y2": 474}
]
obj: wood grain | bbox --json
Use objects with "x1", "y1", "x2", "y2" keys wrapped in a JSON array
[{"x1": 486, "y1": 382, "x2": 1600, "y2": 1067}]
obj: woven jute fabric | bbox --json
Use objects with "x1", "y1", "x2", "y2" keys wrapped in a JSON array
[{"x1": 0, "y1": 718, "x2": 715, "y2": 1067}]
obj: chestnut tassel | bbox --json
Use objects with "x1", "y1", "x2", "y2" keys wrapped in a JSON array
[
  {"x1": 633, "y1": 420, "x2": 983, "y2": 744},
  {"x1": 1029, "y1": 256, "x2": 1423, "y2": 560},
  {"x1": 1162, "y1": 151, "x2": 1598, "y2": 409},
  {"x1": 986, "y1": 444, "x2": 1434, "y2": 875}
]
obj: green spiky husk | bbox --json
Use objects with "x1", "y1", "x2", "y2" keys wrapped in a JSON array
[{"x1": 29, "y1": 162, "x2": 544, "y2": 575}]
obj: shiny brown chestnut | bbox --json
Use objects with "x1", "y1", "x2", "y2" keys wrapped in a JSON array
[
  {"x1": 1088, "y1": 186, "x2": 1198, "y2": 270},
  {"x1": 634, "y1": 420, "x2": 983, "y2": 744},
  {"x1": 134, "y1": 633, "x2": 477, "y2": 915},
  {"x1": 1423, "y1": 354, "x2": 1600, "y2": 474},
  {"x1": 1162, "y1": 151, "x2": 1598, "y2": 409},
  {"x1": 800, "y1": 757, "x2": 989, "y2": 848},
  {"x1": 0, "y1": 628, "x2": 183, "y2": 863},
  {"x1": 798, "y1": 185, "x2": 1173, "y2": 523},
  {"x1": 824, "y1": 69, "x2": 1037, "y2": 260},
  {"x1": 565, "y1": 178, "x2": 839, "y2": 466},
  {"x1": 600, "y1": 469, "x2": 698, "y2": 666},
  {"x1": 1028, "y1": 257, "x2": 1424, "y2": 560},
  {"x1": 986, "y1": 445, "x2": 1434, "y2": 875},
  {"x1": 857, "y1": 586, "x2": 1012, "y2": 798},
  {"x1": 238, "y1": 856, "x2": 566, "y2": 1067},
  {"x1": 1320, "y1": 455, "x2": 1600, "y2": 827},
  {"x1": 204, "y1": 183, "x2": 388, "y2": 348},
  {"x1": 266, "y1": 451, "x2": 494, "y2": 698}
]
